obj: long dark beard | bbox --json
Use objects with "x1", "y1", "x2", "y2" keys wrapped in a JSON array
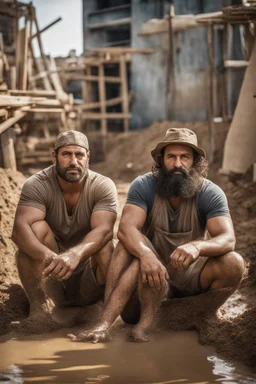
[
  {"x1": 155, "y1": 165, "x2": 204, "y2": 198},
  {"x1": 56, "y1": 159, "x2": 88, "y2": 183}
]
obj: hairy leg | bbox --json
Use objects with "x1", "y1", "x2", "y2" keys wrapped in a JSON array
[
  {"x1": 69, "y1": 243, "x2": 140, "y2": 343},
  {"x1": 130, "y1": 275, "x2": 169, "y2": 342},
  {"x1": 14, "y1": 221, "x2": 61, "y2": 333}
]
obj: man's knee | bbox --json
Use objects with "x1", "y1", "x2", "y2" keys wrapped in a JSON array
[
  {"x1": 209, "y1": 251, "x2": 245, "y2": 289},
  {"x1": 93, "y1": 240, "x2": 114, "y2": 272}
]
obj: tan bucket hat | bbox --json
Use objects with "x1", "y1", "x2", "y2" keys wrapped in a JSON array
[
  {"x1": 54, "y1": 130, "x2": 89, "y2": 151},
  {"x1": 151, "y1": 127, "x2": 206, "y2": 160}
]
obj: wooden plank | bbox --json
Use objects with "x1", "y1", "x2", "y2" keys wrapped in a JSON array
[
  {"x1": 65, "y1": 74, "x2": 122, "y2": 83},
  {"x1": 0, "y1": 110, "x2": 27, "y2": 135},
  {"x1": 8, "y1": 89, "x2": 57, "y2": 97},
  {"x1": 224, "y1": 60, "x2": 249, "y2": 68},
  {"x1": 82, "y1": 113, "x2": 131, "y2": 119},
  {"x1": 30, "y1": 17, "x2": 62, "y2": 40},
  {"x1": 87, "y1": 17, "x2": 131, "y2": 30},
  {"x1": 21, "y1": 107, "x2": 64, "y2": 113},
  {"x1": 119, "y1": 54, "x2": 129, "y2": 132},
  {"x1": 16, "y1": 25, "x2": 30, "y2": 90},
  {"x1": 98, "y1": 63, "x2": 107, "y2": 135},
  {"x1": 165, "y1": 4, "x2": 175, "y2": 121},
  {"x1": 222, "y1": 23, "x2": 228, "y2": 121},
  {"x1": 0, "y1": 129, "x2": 16, "y2": 171},
  {"x1": 46, "y1": 56, "x2": 69, "y2": 102},
  {"x1": 79, "y1": 96, "x2": 123, "y2": 110},
  {"x1": 207, "y1": 23, "x2": 215, "y2": 164},
  {"x1": 87, "y1": 47, "x2": 155, "y2": 55}
]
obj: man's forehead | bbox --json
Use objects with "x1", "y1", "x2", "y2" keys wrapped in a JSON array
[
  {"x1": 58, "y1": 145, "x2": 86, "y2": 152},
  {"x1": 164, "y1": 144, "x2": 193, "y2": 154}
]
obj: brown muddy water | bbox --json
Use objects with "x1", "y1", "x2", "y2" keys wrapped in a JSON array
[{"x1": 0, "y1": 328, "x2": 255, "y2": 384}]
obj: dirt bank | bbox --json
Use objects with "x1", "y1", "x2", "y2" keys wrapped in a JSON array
[{"x1": 0, "y1": 121, "x2": 255, "y2": 367}]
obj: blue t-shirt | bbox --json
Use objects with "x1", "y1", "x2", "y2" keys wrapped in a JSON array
[{"x1": 126, "y1": 173, "x2": 230, "y2": 230}]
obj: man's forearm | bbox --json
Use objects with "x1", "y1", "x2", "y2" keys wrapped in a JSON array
[
  {"x1": 193, "y1": 234, "x2": 235, "y2": 257},
  {"x1": 68, "y1": 227, "x2": 113, "y2": 262},
  {"x1": 117, "y1": 226, "x2": 154, "y2": 260}
]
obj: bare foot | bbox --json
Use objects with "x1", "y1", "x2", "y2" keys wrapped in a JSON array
[
  {"x1": 129, "y1": 327, "x2": 149, "y2": 343},
  {"x1": 68, "y1": 322, "x2": 111, "y2": 343},
  {"x1": 10, "y1": 311, "x2": 62, "y2": 335}
]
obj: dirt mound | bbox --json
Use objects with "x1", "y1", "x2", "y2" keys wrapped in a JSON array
[{"x1": 0, "y1": 168, "x2": 28, "y2": 334}]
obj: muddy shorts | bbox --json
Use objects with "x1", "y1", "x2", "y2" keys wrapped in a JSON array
[{"x1": 44, "y1": 258, "x2": 104, "y2": 308}]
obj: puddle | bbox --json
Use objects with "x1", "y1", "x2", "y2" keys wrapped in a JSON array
[{"x1": 0, "y1": 329, "x2": 255, "y2": 383}]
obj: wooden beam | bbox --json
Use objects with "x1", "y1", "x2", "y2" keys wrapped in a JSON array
[
  {"x1": 224, "y1": 60, "x2": 249, "y2": 68},
  {"x1": 87, "y1": 17, "x2": 131, "y2": 30},
  {"x1": 98, "y1": 63, "x2": 107, "y2": 135},
  {"x1": 82, "y1": 113, "x2": 131, "y2": 119},
  {"x1": 0, "y1": 129, "x2": 16, "y2": 171},
  {"x1": 207, "y1": 23, "x2": 215, "y2": 163},
  {"x1": 30, "y1": 17, "x2": 62, "y2": 40},
  {"x1": 78, "y1": 96, "x2": 123, "y2": 110},
  {"x1": 0, "y1": 110, "x2": 27, "y2": 135},
  {"x1": 8, "y1": 89, "x2": 57, "y2": 97},
  {"x1": 21, "y1": 107, "x2": 64, "y2": 113},
  {"x1": 87, "y1": 47, "x2": 155, "y2": 55},
  {"x1": 65, "y1": 75, "x2": 122, "y2": 83},
  {"x1": 119, "y1": 54, "x2": 129, "y2": 132}
]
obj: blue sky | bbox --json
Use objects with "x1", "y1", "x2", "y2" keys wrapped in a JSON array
[{"x1": 22, "y1": 0, "x2": 83, "y2": 57}]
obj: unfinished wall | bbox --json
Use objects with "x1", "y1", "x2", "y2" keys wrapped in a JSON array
[{"x1": 130, "y1": 0, "x2": 245, "y2": 128}]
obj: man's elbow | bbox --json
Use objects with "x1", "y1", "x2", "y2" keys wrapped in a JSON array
[{"x1": 227, "y1": 235, "x2": 236, "y2": 252}]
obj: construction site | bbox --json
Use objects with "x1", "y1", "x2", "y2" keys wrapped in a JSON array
[{"x1": 0, "y1": 0, "x2": 256, "y2": 382}]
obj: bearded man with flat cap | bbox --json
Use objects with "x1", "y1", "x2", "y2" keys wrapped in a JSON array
[
  {"x1": 69, "y1": 127, "x2": 244, "y2": 344},
  {"x1": 12, "y1": 130, "x2": 117, "y2": 330}
]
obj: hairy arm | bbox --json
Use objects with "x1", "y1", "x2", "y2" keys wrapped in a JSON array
[
  {"x1": 170, "y1": 216, "x2": 236, "y2": 269},
  {"x1": 118, "y1": 204, "x2": 168, "y2": 289},
  {"x1": 12, "y1": 205, "x2": 56, "y2": 262},
  {"x1": 43, "y1": 210, "x2": 116, "y2": 280}
]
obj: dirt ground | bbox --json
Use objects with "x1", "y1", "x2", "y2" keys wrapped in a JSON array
[{"x1": 0, "y1": 121, "x2": 256, "y2": 367}]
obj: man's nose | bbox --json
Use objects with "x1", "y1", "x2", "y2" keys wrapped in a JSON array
[
  {"x1": 174, "y1": 157, "x2": 182, "y2": 167},
  {"x1": 70, "y1": 154, "x2": 78, "y2": 165}
]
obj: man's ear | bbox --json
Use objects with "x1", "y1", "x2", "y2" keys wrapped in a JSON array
[
  {"x1": 52, "y1": 151, "x2": 57, "y2": 164},
  {"x1": 87, "y1": 151, "x2": 91, "y2": 162}
]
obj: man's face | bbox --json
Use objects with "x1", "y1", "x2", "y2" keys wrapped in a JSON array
[
  {"x1": 156, "y1": 144, "x2": 203, "y2": 198},
  {"x1": 163, "y1": 144, "x2": 194, "y2": 173},
  {"x1": 53, "y1": 145, "x2": 90, "y2": 183}
]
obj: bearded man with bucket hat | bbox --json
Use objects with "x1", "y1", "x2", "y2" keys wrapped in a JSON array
[
  {"x1": 69, "y1": 127, "x2": 244, "y2": 343},
  {"x1": 12, "y1": 130, "x2": 117, "y2": 331}
]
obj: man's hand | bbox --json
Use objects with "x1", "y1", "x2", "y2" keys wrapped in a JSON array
[
  {"x1": 43, "y1": 251, "x2": 80, "y2": 280},
  {"x1": 170, "y1": 242, "x2": 200, "y2": 270},
  {"x1": 140, "y1": 251, "x2": 169, "y2": 290}
]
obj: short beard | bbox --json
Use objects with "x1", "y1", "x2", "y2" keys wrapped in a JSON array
[
  {"x1": 56, "y1": 159, "x2": 87, "y2": 183},
  {"x1": 155, "y1": 165, "x2": 204, "y2": 198}
]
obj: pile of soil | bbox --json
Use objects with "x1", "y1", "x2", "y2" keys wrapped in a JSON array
[
  {"x1": 0, "y1": 169, "x2": 29, "y2": 334},
  {"x1": 0, "y1": 121, "x2": 255, "y2": 366}
]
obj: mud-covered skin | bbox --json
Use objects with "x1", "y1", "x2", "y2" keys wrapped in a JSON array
[{"x1": 68, "y1": 323, "x2": 111, "y2": 343}]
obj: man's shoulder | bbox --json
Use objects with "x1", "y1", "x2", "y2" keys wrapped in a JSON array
[
  {"x1": 88, "y1": 170, "x2": 115, "y2": 186},
  {"x1": 199, "y1": 178, "x2": 226, "y2": 197},
  {"x1": 131, "y1": 172, "x2": 156, "y2": 189},
  {"x1": 23, "y1": 165, "x2": 55, "y2": 187}
]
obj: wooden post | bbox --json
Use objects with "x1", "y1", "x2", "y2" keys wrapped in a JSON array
[
  {"x1": 222, "y1": 22, "x2": 228, "y2": 121},
  {"x1": 98, "y1": 62, "x2": 107, "y2": 135},
  {"x1": 207, "y1": 23, "x2": 215, "y2": 164},
  {"x1": 10, "y1": 66, "x2": 17, "y2": 89},
  {"x1": 165, "y1": 2, "x2": 175, "y2": 121},
  {"x1": 82, "y1": 65, "x2": 93, "y2": 131},
  {"x1": 119, "y1": 54, "x2": 129, "y2": 132},
  {"x1": 0, "y1": 128, "x2": 17, "y2": 171}
]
